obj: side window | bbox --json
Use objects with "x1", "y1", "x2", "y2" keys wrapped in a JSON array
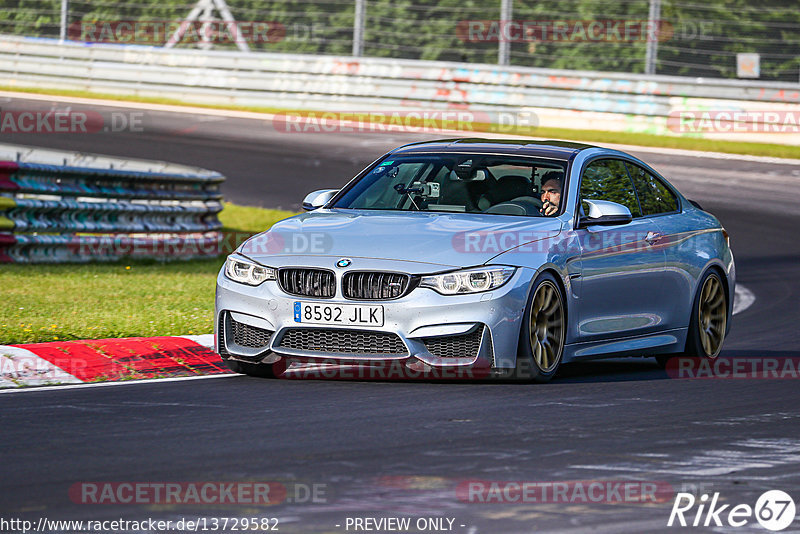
[
  {"x1": 627, "y1": 164, "x2": 679, "y2": 215},
  {"x1": 579, "y1": 159, "x2": 641, "y2": 217}
]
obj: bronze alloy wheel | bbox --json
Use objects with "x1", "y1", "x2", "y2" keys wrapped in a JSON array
[
  {"x1": 528, "y1": 279, "x2": 565, "y2": 373},
  {"x1": 697, "y1": 273, "x2": 727, "y2": 358}
]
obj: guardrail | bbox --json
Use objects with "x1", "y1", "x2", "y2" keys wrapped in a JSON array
[
  {"x1": 0, "y1": 144, "x2": 224, "y2": 263},
  {"x1": 0, "y1": 35, "x2": 798, "y2": 143}
]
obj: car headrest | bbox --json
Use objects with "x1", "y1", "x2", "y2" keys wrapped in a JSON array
[{"x1": 494, "y1": 175, "x2": 531, "y2": 196}]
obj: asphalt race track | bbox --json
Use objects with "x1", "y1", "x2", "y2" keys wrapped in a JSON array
[{"x1": 2, "y1": 96, "x2": 800, "y2": 533}]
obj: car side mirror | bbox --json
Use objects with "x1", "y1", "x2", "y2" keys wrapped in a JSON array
[
  {"x1": 577, "y1": 199, "x2": 633, "y2": 228},
  {"x1": 302, "y1": 189, "x2": 339, "y2": 211}
]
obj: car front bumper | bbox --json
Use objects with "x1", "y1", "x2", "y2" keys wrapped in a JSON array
[{"x1": 214, "y1": 265, "x2": 533, "y2": 371}]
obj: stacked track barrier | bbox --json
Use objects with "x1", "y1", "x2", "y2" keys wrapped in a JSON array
[{"x1": 0, "y1": 148, "x2": 224, "y2": 263}]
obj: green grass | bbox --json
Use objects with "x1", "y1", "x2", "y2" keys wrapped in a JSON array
[
  {"x1": 3, "y1": 85, "x2": 799, "y2": 160},
  {"x1": 217, "y1": 202, "x2": 295, "y2": 234},
  {"x1": 0, "y1": 203, "x2": 298, "y2": 345}
]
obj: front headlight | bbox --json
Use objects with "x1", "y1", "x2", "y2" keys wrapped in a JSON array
[
  {"x1": 224, "y1": 255, "x2": 276, "y2": 286},
  {"x1": 419, "y1": 266, "x2": 516, "y2": 295}
]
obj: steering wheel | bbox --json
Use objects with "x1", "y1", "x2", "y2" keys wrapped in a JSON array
[{"x1": 484, "y1": 196, "x2": 544, "y2": 216}]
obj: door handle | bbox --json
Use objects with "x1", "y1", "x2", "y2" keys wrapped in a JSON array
[{"x1": 645, "y1": 231, "x2": 662, "y2": 245}]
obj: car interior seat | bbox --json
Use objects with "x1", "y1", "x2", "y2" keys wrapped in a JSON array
[
  {"x1": 478, "y1": 175, "x2": 536, "y2": 211},
  {"x1": 436, "y1": 169, "x2": 493, "y2": 211}
]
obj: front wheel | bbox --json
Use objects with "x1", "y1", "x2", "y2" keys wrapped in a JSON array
[{"x1": 514, "y1": 272, "x2": 566, "y2": 382}]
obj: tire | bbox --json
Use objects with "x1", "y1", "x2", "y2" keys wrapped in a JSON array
[
  {"x1": 224, "y1": 357, "x2": 285, "y2": 378},
  {"x1": 655, "y1": 269, "x2": 728, "y2": 368},
  {"x1": 513, "y1": 272, "x2": 567, "y2": 383}
]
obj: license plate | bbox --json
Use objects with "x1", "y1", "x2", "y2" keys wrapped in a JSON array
[{"x1": 293, "y1": 301, "x2": 384, "y2": 327}]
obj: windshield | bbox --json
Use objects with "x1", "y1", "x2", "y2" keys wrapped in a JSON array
[{"x1": 333, "y1": 154, "x2": 568, "y2": 217}]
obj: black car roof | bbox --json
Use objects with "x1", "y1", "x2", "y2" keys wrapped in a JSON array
[{"x1": 389, "y1": 138, "x2": 597, "y2": 159}]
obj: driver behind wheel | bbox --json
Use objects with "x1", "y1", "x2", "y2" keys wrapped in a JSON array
[{"x1": 540, "y1": 172, "x2": 563, "y2": 216}]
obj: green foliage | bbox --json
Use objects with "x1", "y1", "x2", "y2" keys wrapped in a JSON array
[{"x1": 580, "y1": 159, "x2": 641, "y2": 216}]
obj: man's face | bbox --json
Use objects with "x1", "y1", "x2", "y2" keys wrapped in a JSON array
[{"x1": 541, "y1": 178, "x2": 561, "y2": 207}]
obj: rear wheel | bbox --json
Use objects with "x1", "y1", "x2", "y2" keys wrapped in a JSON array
[
  {"x1": 688, "y1": 270, "x2": 728, "y2": 358},
  {"x1": 656, "y1": 270, "x2": 727, "y2": 367},
  {"x1": 224, "y1": 358, "x2": 285, "y2": 378},
  {"x1": 514, "y1": 273, "x2": 566, "y2": 382}
]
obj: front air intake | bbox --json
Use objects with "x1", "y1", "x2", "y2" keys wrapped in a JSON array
[
  {"x1": 342, "y1": 271, "x2": 412, "y2": 300},
  {"x1": 278, "y1": 328, "x2": 407, "y2": 355},
  {"x1": 421, "y1": 327, "x2": 484, "y2": 359},
  {"x1": 278, "y1": 268, "x2": 336, "y2": 298}
]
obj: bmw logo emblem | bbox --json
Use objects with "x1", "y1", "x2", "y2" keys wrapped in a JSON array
[{"x1": 336, "y1": 258, "x2": 352, "y2": 268}]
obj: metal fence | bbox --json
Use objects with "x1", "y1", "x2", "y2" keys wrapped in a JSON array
[
  {"x1": 0, "y1": 144, "x2": 225, "y2": 263},
  {"x1": 1, "y1": 0, "x2": 799, "y2": 82}
]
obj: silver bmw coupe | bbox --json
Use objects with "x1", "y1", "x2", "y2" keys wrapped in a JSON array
[{"x1": 215, "y1": 139, "x2": 734, "y2": 382}]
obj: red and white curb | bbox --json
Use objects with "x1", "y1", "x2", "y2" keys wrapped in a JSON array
[
  {"x1": 0, "y1": 286, "x2": 755, "y2": 390},
  {"x1": 0, "y1": 334, "x2": 229, "y2": 389}
]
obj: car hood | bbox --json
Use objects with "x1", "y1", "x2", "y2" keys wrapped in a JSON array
[{"x1": 239, "y1": 209, "x2": 562, "y2": 271}]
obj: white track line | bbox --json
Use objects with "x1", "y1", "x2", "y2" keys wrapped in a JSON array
[
  {"x1": 733, "y1": 283, "x2": 756, "y2": 315},
  {"x1": 0, "y1": 372, "x2": 236, "y2": 394}
]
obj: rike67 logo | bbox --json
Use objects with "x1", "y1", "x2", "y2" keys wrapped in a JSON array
[{"x1": 668, "y1": 490, "x2": 796, "y2": 531}]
